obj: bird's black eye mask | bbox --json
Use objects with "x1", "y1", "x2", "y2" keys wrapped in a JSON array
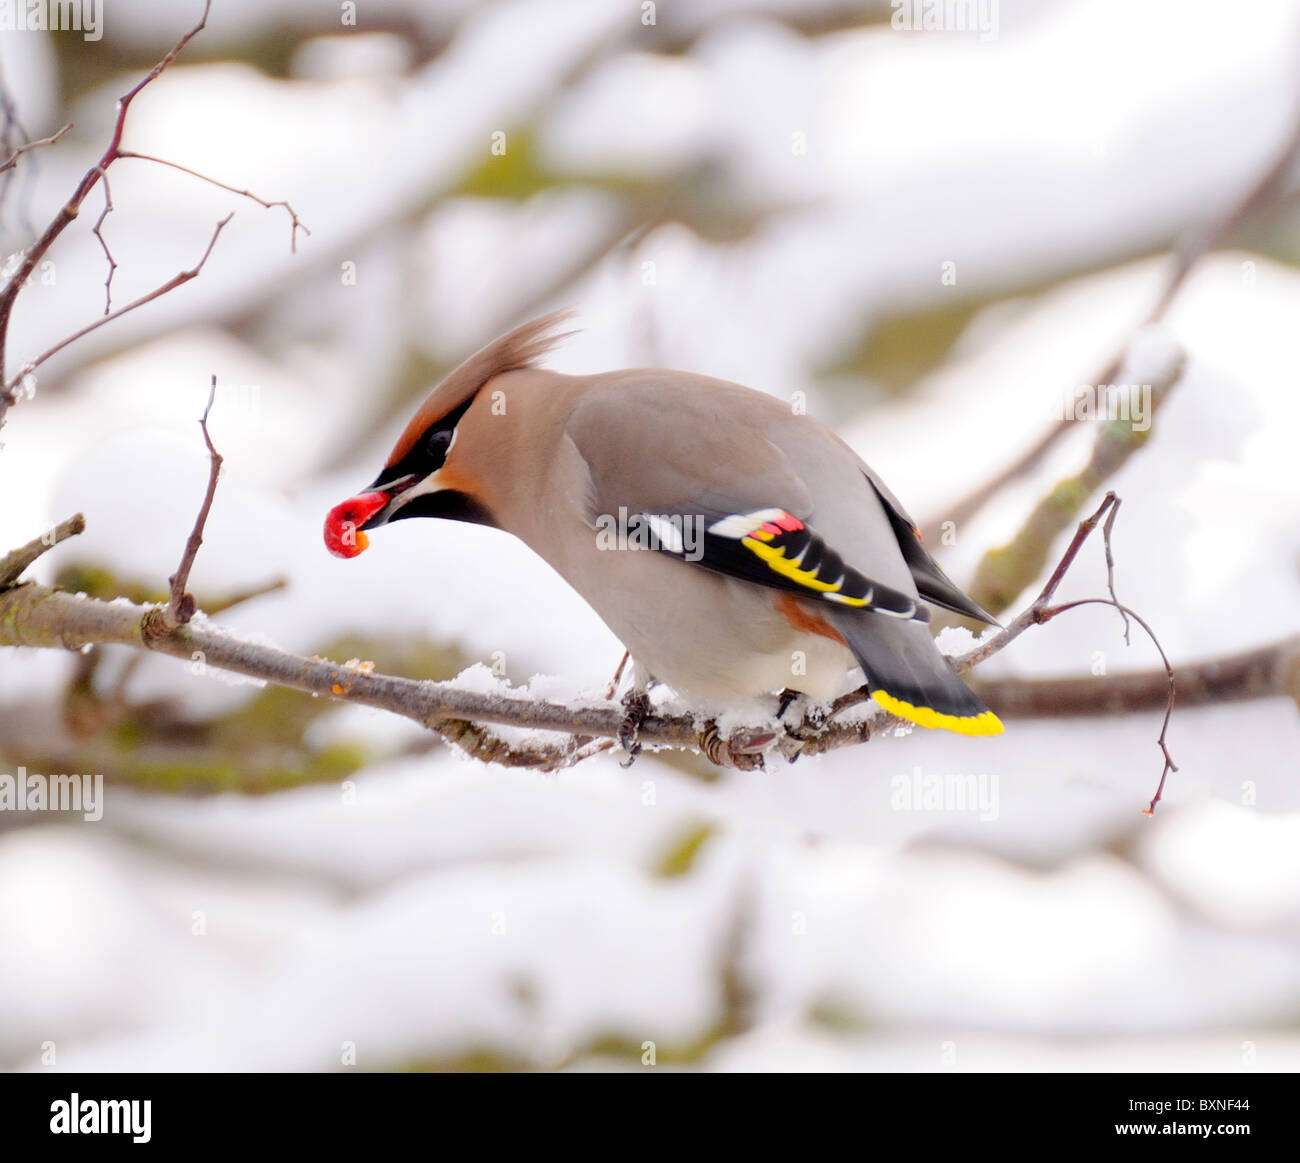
[{"x1": 369, "y1": 395, "x2": 475, "y2": 491}]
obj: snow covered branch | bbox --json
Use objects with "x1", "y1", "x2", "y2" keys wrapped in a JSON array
[
  {"x1": 0, "y1": 493, "x2": 1186, "y2": 777},
  {"x1": 0, "y1": 3, "x2": 1205, "y2": 790},
  {"x1": 0, "y1": 576, "x2": 719, "y2": 768}
]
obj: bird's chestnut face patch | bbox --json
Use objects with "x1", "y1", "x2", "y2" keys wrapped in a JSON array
[{"x1": 324, "y1": 491, "x2": 389, "y2": 558}]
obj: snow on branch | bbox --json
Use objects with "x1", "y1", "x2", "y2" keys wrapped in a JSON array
[
  {"x1": 0, "y1": 1, "x2": 1204, "y2": 804},
  {"x1": 0, "y1": 485, "x2": 1183, "y2": 797}
]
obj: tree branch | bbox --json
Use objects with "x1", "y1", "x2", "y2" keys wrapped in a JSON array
[
  {"x1": 0, "y1": 493, "x2": 1185, "y2": 786},
  {"x1": 156, "y1": 376, "x2": 222, "y2": 632},
  {"x1": 91, "y1": 168, "x2": 118, "y2": 314},
  {"x1": 940, "y1": 490, "x2": 1181, "y2": 811},
  {"x1": 4, "y1": 214, "x2": 232, "y2": 393},
  {"x1": 116, "y1": 151, "x2": 309, "y2": 253},
  {"x1": 1039, "y1": 596, "x2": 1178, "y2": 814},
  {"x1": 0, "y1": 513, "x2": 85, "y2": 587},
  {"x1": 956, "y1": 492, "x2": 1126, "y2": 671},
  {"x1": 2, "y1": 579, "x2": 704, "y2": 758},
  {"x1": 973, "y1": 634, "x2": 1300, "y2": 716},
  {"x1": 0, "y1": 122, "x2": 72, "y2": 175},
  {"x1": 0, "y1": 0, "x2": 213, "y2": 409},
  {"x1": 0, "y1": 0, "x2": 304, "y2": 429}
]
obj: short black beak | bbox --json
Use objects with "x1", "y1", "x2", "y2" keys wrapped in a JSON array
[{"x1": 361, "y1": 473, "x2": 421, "y2": 529}]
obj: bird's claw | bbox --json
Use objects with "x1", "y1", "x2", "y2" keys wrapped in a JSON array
[
  {"x1": 776, "y1": 689, "x2": 827, "y2": 739},
  {"x1": 618, "y1": 688, "x2": 651, "y2": 767}
]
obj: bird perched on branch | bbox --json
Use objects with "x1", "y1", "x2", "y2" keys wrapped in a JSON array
[{"x1": 325, "y1": 311, "x2": 1002, "y2": 736}]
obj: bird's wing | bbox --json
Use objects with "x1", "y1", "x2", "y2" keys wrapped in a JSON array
[
  {"x1": 564, "y1": 375, "x2": 928, "y2": 622},
  {"x1": 860, "y1": 473, "x2": 1000, "y2": 626}
]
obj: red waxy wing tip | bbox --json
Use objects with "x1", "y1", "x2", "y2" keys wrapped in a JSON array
[{"x1": 324, "y1": 491, "x2": 388, "y2": 558}]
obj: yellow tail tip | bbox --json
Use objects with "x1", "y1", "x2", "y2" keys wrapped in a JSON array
[{"x1": 871, "y1": 690, "x2": 1004, "y2": 737}]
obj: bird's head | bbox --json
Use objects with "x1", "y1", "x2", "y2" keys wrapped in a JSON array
[
  {"x1": 324, "y1": 310, "x2": 574, "y2": 559},
  {"x1": 324, "y1": 391, "x2": 493, "y2": 558}
]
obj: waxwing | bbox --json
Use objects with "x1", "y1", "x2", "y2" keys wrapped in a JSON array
[{"x1": 325, "y1": 311, "x2": 1002, "y2": 736}]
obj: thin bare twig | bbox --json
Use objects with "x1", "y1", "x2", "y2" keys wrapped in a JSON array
[
  {"x1": 3, "y1": 213, "x2": 232, "y2": 392},
  {"x1": 952, "y1": 493, "x2": 1125, "y2": 673},
  {"x1": 159, "y1": 376, "x2": 222, "y2": 631},
  {"x1": 91, "y1": 168, "x2": 118, "y2": 314},
  {"x1": 116, "y1": 151, "x2": 310, "y2": 252},
  {"x1": 951, "y1": 491, "x2": 1177, "y2": 812},
  {"x1": 1043, "y1": 598, "x2": 1178, "y2": 815},
  {"x1": 0, "y1": 122, "x2": 72, "y2": 175},
  {"x1": 1101, "y1": 496, "x2": 1130, "y2": 645},
  {"x1": 0, "y1": 513, "x2": 85, "y2": 587},
  {"x1": 0, "y1": 2, "x2": 301, "y2": 430},
  {"x1": 0, "y1": 0, "x2": 213, "y2": 407},
  {"x1": 819, "y1": 492, "x2": 1129, "y2": 725}
]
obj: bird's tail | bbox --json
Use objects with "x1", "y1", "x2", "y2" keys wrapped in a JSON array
[{"x1": 828, "y1": 612, "x2": 1003, "y2": 737}]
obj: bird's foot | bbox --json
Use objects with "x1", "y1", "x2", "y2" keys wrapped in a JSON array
[
  {"x1": 775, "y1": 691, "x2": 829, "y2": 762},
  {"x1": 618, "y1": 687, "x2": 651, "y2": 767},
  {"x1": 699, "y1": 722, "x2": 771, "y2": 770},
  {"x1": 776, "y1": 687, "x2": 801, "y2": 719},
  {"x1": 776, "y1": 689, "x2": 827, "y2": 735}
]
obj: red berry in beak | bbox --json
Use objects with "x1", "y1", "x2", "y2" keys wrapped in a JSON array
[{"x1": 324, "y1": 491, "x2": 389, "y2": 558}]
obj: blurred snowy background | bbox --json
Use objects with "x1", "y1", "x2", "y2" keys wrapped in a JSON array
[{"x1": 1, "y1": 0, "x2": 1300, "y2": 1071}]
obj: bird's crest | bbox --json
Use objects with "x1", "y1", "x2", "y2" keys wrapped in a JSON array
[{"x1": 386, "y1": 309, "x2": 576, "y2": 468}]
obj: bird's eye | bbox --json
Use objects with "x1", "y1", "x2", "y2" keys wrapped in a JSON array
[{"x1": 424, "y1": 427, "x2": 453, "y2": 459}]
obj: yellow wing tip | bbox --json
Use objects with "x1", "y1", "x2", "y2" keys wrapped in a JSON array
[{"x1": 871, "y1": 690, "x2": 1004, "y2": 737}]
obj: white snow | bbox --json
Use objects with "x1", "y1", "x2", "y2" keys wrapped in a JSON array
[{"x1": 2, "y1": 0, "x2": 1299, "y2": 1073}]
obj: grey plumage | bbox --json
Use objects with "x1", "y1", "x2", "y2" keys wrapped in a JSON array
[{"x1": 327, "y1": 311, "x2": 1003, "y2": 736}]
